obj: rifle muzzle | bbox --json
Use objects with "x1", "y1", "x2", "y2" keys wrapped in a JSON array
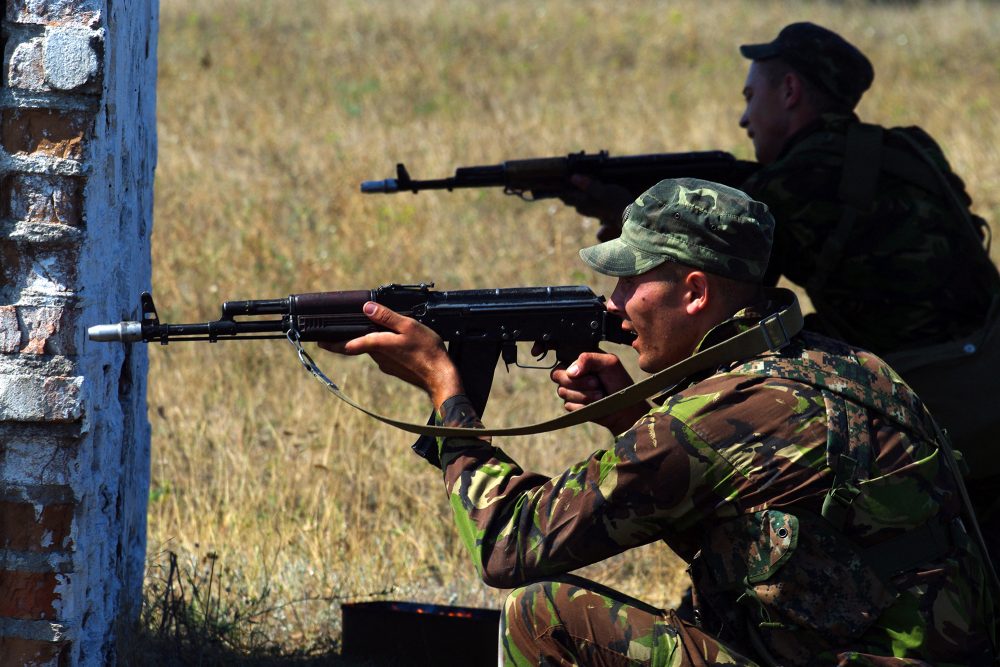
[
  {"x1": 360, "y1": 179, "x2": 399, "y2": 194},
  {"x1": 88, "y1": 321, "x2": 143, "y2": 343}
]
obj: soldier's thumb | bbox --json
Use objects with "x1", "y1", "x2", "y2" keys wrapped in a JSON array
[
  {"x1": 362, "y1": 301, "x2": 402, "y2": 331},
  {"x1": 568, "y1": 352, "x2": 617, "y2": 376}
]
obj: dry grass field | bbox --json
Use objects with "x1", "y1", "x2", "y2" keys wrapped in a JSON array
[{"x1": 144, "y1": 0, "x2": 1000, "y2": 658}]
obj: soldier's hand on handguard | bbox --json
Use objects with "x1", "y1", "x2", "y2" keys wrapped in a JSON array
[
  {"x1": 556, "y1": 174, "x2": 633, "y2": 242},
  {"x1": 319, "y1": 302, "x2": 463, "y2": 411},
  {"x1": 551, "y1": 351, "x2": 648, "y2": 435}
]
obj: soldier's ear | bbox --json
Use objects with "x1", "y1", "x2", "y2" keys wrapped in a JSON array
[
  {"x1": 682, "y1": 271, "x2": 711, "y2": 316},
  {"x1": 782, "y1": 71, "x2": 805, "y2": 109}
]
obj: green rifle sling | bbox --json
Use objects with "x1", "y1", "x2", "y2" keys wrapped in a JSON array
[{"x1": 289, "y1": 291, "x2": 803, "y2": 438}]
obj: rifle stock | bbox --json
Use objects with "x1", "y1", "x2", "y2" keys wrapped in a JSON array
[{"x1": 360, "y1": 150, "x2": 758, "y2": 200}]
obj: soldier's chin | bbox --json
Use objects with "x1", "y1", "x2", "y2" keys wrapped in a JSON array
[{"x1": 635, "y1": 349, "x2": 655, "y2": 373}]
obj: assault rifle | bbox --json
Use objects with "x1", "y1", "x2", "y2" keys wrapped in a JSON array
[
  {"x1": 88, "y1": 283, "x2": 635, "y2": 420},
  {"x1": 360, "y1": 149, "x2": 758, "y2": 200}
]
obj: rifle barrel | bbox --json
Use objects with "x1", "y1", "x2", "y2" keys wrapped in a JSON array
[{"x1": 360, "y1": 176, "x2": 464, "y2": 194}]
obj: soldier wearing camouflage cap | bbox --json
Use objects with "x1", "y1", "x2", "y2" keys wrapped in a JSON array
[
  {"x1": 579, "y1": 178, "x2": 773, "y2": 282},
  {"x1": 324, "y1": 177, "x2": 997, "y2": 666}
]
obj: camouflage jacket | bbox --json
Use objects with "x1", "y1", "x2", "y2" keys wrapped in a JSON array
[
  {"x1": 433, "y1": 292, "x2": 996, "y2": 666},
  {"x1": 741, "y1": 112, "x2": 1000, "y2": 356}
]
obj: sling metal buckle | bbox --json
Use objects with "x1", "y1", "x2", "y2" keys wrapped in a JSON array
[{"x1": 759, "y1": 313, "x2": 791, "y2": 352}]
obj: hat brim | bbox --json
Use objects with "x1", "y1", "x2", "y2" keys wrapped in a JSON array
[
  {"x1": 579, "y1": 238, "x2": 667, "y2": 277},
  {"x1": 739, "y1": 43, "x2": 780, "y2": 60}
]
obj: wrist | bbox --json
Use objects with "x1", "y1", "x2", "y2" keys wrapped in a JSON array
[{"x1": 429, "y1": 368, "x2": 464, "y2": 412}]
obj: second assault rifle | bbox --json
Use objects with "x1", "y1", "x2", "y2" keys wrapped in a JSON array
[
  {"x1": 88, "y1": 283, "x2": 636, "y2": 424},
  {"x1": 360, "y1": 149, "x2": 759, "y2": 200}
]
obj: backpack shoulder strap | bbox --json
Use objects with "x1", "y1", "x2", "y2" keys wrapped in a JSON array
[{"x1": 807, "y1": 122, "x2": 884, "y2": 296}]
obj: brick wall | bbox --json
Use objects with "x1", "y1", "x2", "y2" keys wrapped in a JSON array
[{"x1": 0, "y1": 1, "x2": 156, "y2": 665}]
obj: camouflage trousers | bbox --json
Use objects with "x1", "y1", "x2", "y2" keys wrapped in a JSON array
[{"x1": 499, "y1": 576, "x2": 761, "y2": 667}]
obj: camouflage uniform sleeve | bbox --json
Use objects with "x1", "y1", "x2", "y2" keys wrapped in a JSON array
[{"x1": 434, "y1": 378, "x2": 828, "y2": 588}]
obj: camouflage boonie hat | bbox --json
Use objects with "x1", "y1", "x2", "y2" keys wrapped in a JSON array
[
  {"x1": 740, "y1": 22, "x2": 874, "y2": 109},
  {"x1": 579, "y1": 178, "x2": 774, "y2": 282}
]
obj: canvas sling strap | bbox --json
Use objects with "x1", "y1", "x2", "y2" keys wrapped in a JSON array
[{"x1": 285, "y1": 290, "x2": 803, "y2": 438}]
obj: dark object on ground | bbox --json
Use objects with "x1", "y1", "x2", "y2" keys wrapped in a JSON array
[{"x1": 340, "y1": 601, "x2": 500, "y2": 666}]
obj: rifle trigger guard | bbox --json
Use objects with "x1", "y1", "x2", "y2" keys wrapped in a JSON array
[
  {"x1": 515, "y1": 348, "x2": 559, "y2": 371},
  {"x1": 500, "y1": 342, "x2": 558, "y2": 371},
  {"x1": 503, "y1": 186, "x2": 533, "y2": 201}
]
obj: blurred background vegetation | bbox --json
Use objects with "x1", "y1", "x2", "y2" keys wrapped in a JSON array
[{"x1": 139, "y1": 0, "x2": 1000, "y2": 660}]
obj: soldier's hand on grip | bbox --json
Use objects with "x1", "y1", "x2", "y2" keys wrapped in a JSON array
[
  {"x1": 556, "y1": 174, "x2": 633, "y2": 242},
  {"x1": 550, "y1": 351, "x2": 647, "y2": 435}
]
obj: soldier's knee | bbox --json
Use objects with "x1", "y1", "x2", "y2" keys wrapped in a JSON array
[
  {"x1": 500, "y1": 583, "x2": 559, "y2": 666},
  {"x1": 502, "y1": 581, "x2": 551, "y2": 631}
]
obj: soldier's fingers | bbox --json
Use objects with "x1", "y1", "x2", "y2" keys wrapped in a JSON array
[
  {"x1": 337, "y1": 330, "x2": 397, "y2": 355},
  {"x1": 551, "y1": 366, "x2": 600, "y2": 389},
  {"x1": 569, "y1": 353, "x2": 621, "y2": 376},
  {"x1": 361, "y1": 301, "x2": 408, "y2": 332},
  {"x1": 557, "y1": 386, "x2": 603, "y2": 405}
]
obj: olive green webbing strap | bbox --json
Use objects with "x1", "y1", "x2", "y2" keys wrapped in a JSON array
[
  {"x1": 806, "y1": 122, "x2": 884, "y2": 299},
  {"x1": 806, "y1": 123, "x2": 884, "y2": 342},
  {"x1": 286, "y1": 296, "x2": 803, "y2": 438},
  {"x1": 931, "y1": 417, "x2": 1000, "y2": 596}
]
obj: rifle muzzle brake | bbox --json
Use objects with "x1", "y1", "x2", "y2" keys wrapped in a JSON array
[
  {"x1": 88, "y1": 322, "x2": 144, "y2": 343},
  {"x1": 360, "y1": 179, "x2": 399, "y2": 194}
]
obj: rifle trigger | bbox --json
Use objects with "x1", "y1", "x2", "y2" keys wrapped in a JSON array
[{"x1": 501, "y1": 342, "x2": 518, "y2": 371}]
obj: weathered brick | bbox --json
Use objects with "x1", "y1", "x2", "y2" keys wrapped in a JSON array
[
  {"x1": 42, "y1": 26, "x2": 100, "y2": 91},
  {"x1": 0, "y1": 441, "x2": 75, "y2": 487},
  {"x1": 21, "y1": 306, "x2": 73, "y2": 355},
  {"x1": 2, "y1": 109, "x2": 89, "y2": 160},
  {"x1": 0, "y1": 637, "x2": 67, "y2": 667},
  {"x1": 0, "y1": 241, "x2": 80, "y2": 299},
  {"x1": 0, "y1": 502, "x2": 73, "y2": 552},
  {"x1": 0, "y1": 306, "x2": 18, "y2": 353},
  {"x1": 8, "y1": 174, "x2": 82, "y2": 226},
  {"x1": 5, "y1": 26, "x2": 101, "y2": 93},
  {"x1": 0, "y1": 375, "x2": 82, "y2": 422},
  {"x1": 0, "y1": 570, "x2": 59, "y2": 619},
  {"x1": 0, "y1": 305, "x2": 71, "y2": 355},
  {"x1": 7, "y1": 37, "x2": 47, "y2": 92},
  {"x1": 7, "y1": 0, "x2": 102, "y2": 28}
]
